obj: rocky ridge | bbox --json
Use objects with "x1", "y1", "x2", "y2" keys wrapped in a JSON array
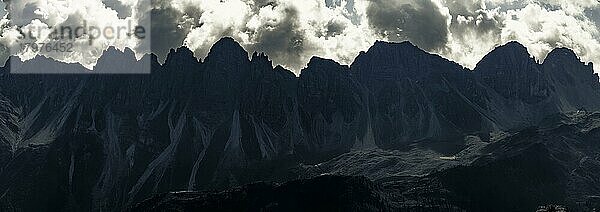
[{"x1": 0, "y1": 37, "x2": 599, "y2": 211}]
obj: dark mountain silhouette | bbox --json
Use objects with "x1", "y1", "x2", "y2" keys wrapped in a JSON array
[{"x1": 1, "y1": 37, "x2": 600, "y2": 211}]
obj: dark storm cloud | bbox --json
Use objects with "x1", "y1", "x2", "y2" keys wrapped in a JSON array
[
  {"x1": 102, "y1": 0, "x2": 132, "y2": 18},
  {"x1": 246, "y1": 6, "x2": 315, "y2": 70},
  {"x1": 0, "y1": 1, "x2": 5, "y2": 19},
  {"x1": 586, "y1": 7, "x2": 600, "y2": 38},
  {"x1": 444, "y1": 0, "x2": 531, "y2": 35},
  {"x1": 250, "y1": 0, "x2": 278, "y2": 10},
  {"x1": 149, "y1": 8, "x2": 189, "y2": 62},
  {"x1": 325, "y1": 20, "x2": 346, "y2": 37},
  {"x1": 313, "y1": 19, "x2": 347, "y2": 38},
  {"x1": 325, "y1": 0, "x2": 341, "y2": 8},
  {"x1": 366, "y1": 0, "x2": 449, "y2": 51},
  {"x1": 140, "y1": 0, "x2": 195, "y2": 63},
  {"x1": 444, "y1": 0, "x2": 482, "y2": 16}
]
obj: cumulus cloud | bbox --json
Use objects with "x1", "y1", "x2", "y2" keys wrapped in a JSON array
[
  {"x1": 183, "y1": 0, "x2": 600, "y2": 73},
  {"x1": 501, "y1": 4, "x2": 600, "y2": 64},
  {"x1": 182, "y1": 0, "x2": 375, "y2": 71},
  {"x1": 440, "y1": 0, "x2": 600, "y2": 70},
  {"x1": 1, "y1": 0, "x2": 600, "y2": 74},
  {"x1": 0, "y1": 0, "x2": 150, "y2": 68}
]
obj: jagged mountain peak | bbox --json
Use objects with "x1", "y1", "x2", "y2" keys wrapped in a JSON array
[
  {"x1": 251, "y1": 51, "x2": 269, "y2": 61},
  {"x1": 303, "y1": 56, "x2": 350, "y2": 74},
  {"x1": 93, "y1": 46, "x2": 152, "y2": 73},
  {"x1": 164, "y1": 46, "x2": 197, "y2": 63},
  {"x1": 356, "y1": 39, "x2": 464, "y2": 69},
  {"x1": 373, "y1": 40, "x2": 416, "y2": 48},
  {"x1": 494, "y1": 41, "x2": 529, "y2": 53},
  {"x1": 473, "y1": 41, "x2": 552, "y2": 103},
  {"x1": 502, "y1": 41, "x2": 528, "y2": 50},
  {"x1": 102, "y1": 46, "x2": 136, "y2": 58},
  {"x1": 474, "y1": 41, "x2": 541, "y2": 79},
  {"x1": 251, "y1": 51, "x2": 273, "y2": 68},
  {"x1": 545, "y1": 47, "x2": 582, "y2": 65},
  {"x1": 542, "y1": 47, "x2": 599, "y2": 99},
  {"x1": 9, "y1": 54, "x2": 90, "y2": 74},
  {"x1": 215, "y1": 36, "x2": 239, "y2": 46},
  {"x1": 205, "y1": 37, "x2": 248, "y2": 61},
  {"x1": 308, "y1": 56, "x2": 343, "y2": 66},
  {"x1": 542, "y1": 47, "x2": 596, "y2": 81},
  {"x1": 351, "y1": 39, "x2": 466, "y2": 83},
  {"x1": 274, "y1": 65, "x2": 297, "y2": 78},
  {"x1": 97, "y1": 46, "x2": 138, "y2": 63},
  {"x1": 481, "y1": 41, "x2": 530, "y2": 59},
  {"x1": 369, "y1": 40, "x2": 427, "y2": 55},
  {"x1": 475, "y1": 41, "x2": 534, "y2": 69}
]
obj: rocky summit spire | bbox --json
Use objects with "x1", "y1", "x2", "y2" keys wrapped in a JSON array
[
  {"x1": 474, "y1": 41, "x2": 550, "y2": 103},
  {"x1": 164, "y1": 46, "x2": 197, "y2": 65},
  {"x1": 205, "y1": 37, "x2": 249, "y2": 63},
  {"x1": 475, "y1": 41, "x2": 534, "y2": 73}
]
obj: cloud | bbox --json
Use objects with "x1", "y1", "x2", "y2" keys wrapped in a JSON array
[
  {"x1": 245, "y1": 6, "x2": 314, "y2": 70},
  {"x1": 156, "y1": 0, "x2": 600, "y2": 73},
  {"x1": 365, "y1": 0, "x2": 450, "y2": 51},
  {"x1": 1, "y1": 0, "x2": 600, "y2": 74},
  {"x1": 147, "y1": 6, "x2": 191, "y2": 62},
  {"x1": 439, "y1": 0, "x2": 600, "y2": 70},
  {"x1": 501, "y1": 4, "x2": 600, "y2": 65},
  {"x1": 181, "y1": 0, "x2": 375, "y2": 71},
  {"x1": 102, "y1": 0, "x2": 132, "y2": 18},
  {"x1": 0, "y1": 0, "x2": 152, "y2": 68}
]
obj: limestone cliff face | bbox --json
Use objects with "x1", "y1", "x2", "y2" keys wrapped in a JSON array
[
  {"x1": 475, "y1": 42, "x2": 550, "y2": 104},
  {"x1": 543, "y1": 48, "x2": 600, "y2": 111},
  {"x1": 297, "y1": 57, "x2": 365, "y2": 153},
  {"x1": 0, "y1": 38, "x2": 599, "y2": 211},
  {"x1": 351, "y1": 41, "x2": 494, "y2": 147}
]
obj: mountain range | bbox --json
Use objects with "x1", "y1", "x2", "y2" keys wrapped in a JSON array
[{"x1": 1, "y1": 37, "x2": 600, "y2": 211}]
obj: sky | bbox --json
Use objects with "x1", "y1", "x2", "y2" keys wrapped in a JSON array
[{"x1": 1, "y1": 0, "x2": 600, "y2": 73}]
